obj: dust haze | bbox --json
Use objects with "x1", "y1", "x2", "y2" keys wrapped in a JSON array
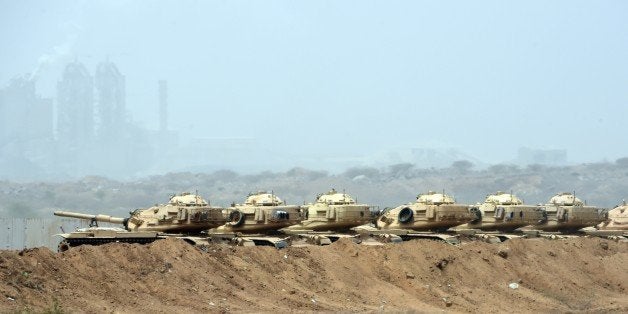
[{"x1": 1, "y1": 1, "x2": 627, "y2": 182}]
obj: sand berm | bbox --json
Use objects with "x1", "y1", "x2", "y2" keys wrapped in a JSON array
[{"x1": 0, "y1": 237, "x2": 626, "y2": 313}]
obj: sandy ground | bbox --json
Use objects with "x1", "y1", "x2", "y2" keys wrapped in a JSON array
[{"x1": 0, "y1": 237, "x2": 626, "y2": 313}]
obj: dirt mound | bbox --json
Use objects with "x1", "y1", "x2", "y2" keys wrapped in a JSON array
[{"x1": 0, "y1": 237, "x2": 626, "y2": 313}]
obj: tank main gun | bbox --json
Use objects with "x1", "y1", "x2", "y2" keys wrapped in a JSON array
[{"x1": 54, "y1": 211, "x2": 128, "y2": 228}]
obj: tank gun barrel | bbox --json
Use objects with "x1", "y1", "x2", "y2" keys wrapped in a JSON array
[{"x1": 54, "y1": 211, "x2": 127, "y2": 224}]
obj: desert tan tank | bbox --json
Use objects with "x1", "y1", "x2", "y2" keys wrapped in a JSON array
[
  {"x1": 54, "y1": 192, "x2": 227, "y2": 251},
  {"x1": 376, "y1": 191, "x2": 474, "y2": 232},
  {"x1": 56, "y1": 192, "x2": 226, "y2": 233},
  {"x1": 522, "y1": 192, "x2": 606, "y2": 232},
  {"x1": 596, "y1": 202, "x2": 628, "y2": 231},
  {"x1": 581, "y1": 201, "x2": 628, "y2": 240},
  {"x1": 453, "y1": 191, "x2": 546, "y2": 232},
  {"x1": 280, "y1": 189, "x2": 374, "y2": 245},
  {"x1": 282, "y1": 189, "x2": 373, "y2": 232},
  {"x1": 212, "y1": 191, "x2": 301, "y2": 234}
]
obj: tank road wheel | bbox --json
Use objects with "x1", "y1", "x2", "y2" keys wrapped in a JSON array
[
  {"x1": 229, "y1": 210, "x2": 245, "y2": 226},
  {"x1": 58, "y1": 240, "x2": 70, "y2": 253},
  {"x1": 398, "y1": 207, "x2": 414, "y2": 224}
]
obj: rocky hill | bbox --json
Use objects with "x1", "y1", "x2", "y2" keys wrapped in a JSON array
[{"x1": 1, "y1": 159, "x2": 628, "y2": 218}]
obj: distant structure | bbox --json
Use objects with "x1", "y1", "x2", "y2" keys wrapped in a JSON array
[
  {"x1": 158, "y1": 80, "x2": 168, "y2": 133},
  {"x1": 56, "y1": 61, "x2": 94, "y2": 147},
  {"x1": 0, "y1": 76, "x2": 54, "y2": 179},
  {"x1": 0, "y1": 58, "x2": 184, "y2": 179},
  {"x1": 409, "y1": 148, "x2": 481, "y2": 168},
  {"x1": 95, "y1": 61, "x2": 126, "y2": 139},
  {"x1": 517, "y1": 147, "x2": 567, "y2": 165},
  {"x1": 0, "y1": 76, "x2": 53, "y2": 144}
]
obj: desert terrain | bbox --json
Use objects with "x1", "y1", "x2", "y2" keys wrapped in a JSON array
[{"x1": 0, "y1": 236, "x2": 626, "y2": 313}]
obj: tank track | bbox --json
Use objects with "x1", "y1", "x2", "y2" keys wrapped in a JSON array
[
  {"x1": 58, "y1": 237, "x2": 160, "y2": 252},
  {"x1": 57, "y1": 228, "x2": 627, "y2": 252},
  {"x1": 58, "y1": 231, "x2": 627, "y2": 252}
]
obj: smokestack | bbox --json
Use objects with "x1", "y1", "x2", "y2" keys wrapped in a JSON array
[{"x1": 158, "y1": 80, "x2": 167, "y2": 132}]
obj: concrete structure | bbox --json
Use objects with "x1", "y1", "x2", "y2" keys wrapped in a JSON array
[
  {"x1": 517, "y1": 147, "x2": 567, "y2": 165},
  {"x1": 0, "y1": 76, "x2": 53, "y2": 144},
  {"x1": 95, "y1": 61, "x2": 126, "y2": 138},
  {"x1": 56, "y1": 61, "x2": 94, "y2": 147}
]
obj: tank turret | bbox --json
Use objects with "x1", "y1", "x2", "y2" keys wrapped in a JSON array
[
  {"x1": 548, "y1": 192, "x2": 583, "y2": 206},
  {"x1": 376, "y1": 191, "x2": 473, "y2": 232},
  {"x1": 453, "y1": 191, "x2": 546, "y2": 232},
  {"x1": 213, "y1": 191, "x2": 302, "y2": 233},
  {"x1": 282, "y1": 189, "x2": 373, "y2": 232},
  {"x1": 168, "y1": 192, "x2": 208, "y2": 206},
  {"x1": 526, "y1": 192, "x2": 606, "y2": 232}
]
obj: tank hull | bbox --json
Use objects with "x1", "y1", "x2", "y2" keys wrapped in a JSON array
[
  {"x1": 56, "y1": 227, "x2": 160, "y2": 252},
  {"x1": 456, "y1": 205, "x2": 546, "y2": 232},
  {"x1": 526, "y1": 205, "x2": 605, "y2": 232}
]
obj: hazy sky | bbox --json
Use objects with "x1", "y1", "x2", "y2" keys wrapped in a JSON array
[{"x1": 2, "y1": 0, "x2": 627, "y2": 165}]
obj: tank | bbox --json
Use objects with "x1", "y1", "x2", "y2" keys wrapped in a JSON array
[
  {"x1": 212, "y1": 191, "x2": 302, "y2": 233},
  {"x1": 581, "y1": 201, "x2": 628, "y2": 240},
  {"x1": 376, "y1": 191, "x2": 474, "y2": 232},
  {"x1": 282, "y1": 189, "x2": 373, "y2": 232},
  {"x1": 54, "y1": 227, "x2": 159, "y2": 252},
  {"x1": 596, "y1": 201, "x2": 628, "y2": 231},
  {"x1": 454, "y1": 191, "x2": 546, "y2": 232},
  {"x1": 525, "y1": 192, "x2": 606, "y2": 232},
  {"x1": 54, "y1": 192, "x2": 227, "y2": 251}
]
